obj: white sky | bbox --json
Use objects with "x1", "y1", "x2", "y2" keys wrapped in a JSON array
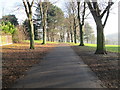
[{"x1": 0, "y1": 0, "x2": 119, "y2": 36}]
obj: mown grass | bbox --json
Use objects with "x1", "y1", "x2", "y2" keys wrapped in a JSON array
[
  {"x1": 23, "y1": 41, "x2": 119, "y2": 53},
  {"x1": 85, "y1": 44, "x2": 119, "y2": 53},
  {"x1": 24, "y1": 40, "x2": 60, "y2": 44},
  {"x1": 69, "y1": 43, "x2": 119, "y2": 53}
]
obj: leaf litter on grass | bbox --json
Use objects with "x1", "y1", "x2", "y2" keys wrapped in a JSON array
[{"x1": 72, "y1": 45, "x2": 119, "y2": 88}]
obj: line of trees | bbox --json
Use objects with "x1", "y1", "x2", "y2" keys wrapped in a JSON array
[
  {"x1": 1, "y1": 0, "x2": 114, "y2": 54},
  {"x1": 64, "y1": 0, "x2": 114, "y2": 54}
]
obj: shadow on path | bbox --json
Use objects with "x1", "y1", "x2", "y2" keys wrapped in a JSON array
[{"x1": 13, "y1": 44, "x2": 105, "y2": 88}]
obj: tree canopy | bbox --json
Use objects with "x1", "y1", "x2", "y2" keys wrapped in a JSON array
[{"x1": 1, "y1": 15, "x2": 19, "y2": 26}]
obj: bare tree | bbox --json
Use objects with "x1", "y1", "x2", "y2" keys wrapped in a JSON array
[
  {"x1": 77, "y1": 1, "x2": 86, "y2": 46},
  {"x1": 86, "y1": 0, "x2": 114, "y2": 54},
  {"x1": 71, "y1": 2, "x2": 78, "y2": 43},
  {"x1": 39, "y1": 0, "x2": 49, "y2": 44},
  {"x1": 64, "y1": 2, "x2": 74, "y2": 43},
  {"x1": 22, "y1": 0, "x2": 35, "y2": 49}
]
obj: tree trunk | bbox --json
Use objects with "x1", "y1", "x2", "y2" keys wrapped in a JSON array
[
  {"x1": 67, "y1": 32, "x2": 70, "y2": 42},
  {"x1": 42, "y1": 23, "x2": 46, "y2": 44},
  {"x1": 42, "y1": 12, "x2": 47, "y2": 44},
  {"x1": 87, "y1": 39, "x2": 88, "y2": 43},
  {"x1": 47, "y1": 30, "x2": 50, "y2": 41},
  {"x1": 86, "y1": 0, "x2": 113, "y2": 54},
  {"x1": 22, "y1": 0, "x2": 35, "y2": 49},
  {"x1": 70, "y1": 28, "x2": 73, "y2": 43},
  {"x1": 29, "y1": 18, "x2": 35, "y2": 49},
  {"x1": 87, "y1": 37, "x2": 89, "y2": 43},
  {"x1": 73, "y1": 18, "x2": 77, "y2": 44},
  {"x1": 47, "y1": 34, "x2": 50, "y2": 41},
  {"x1": 95, "y1": 25, "x2": 107, "y2": 54},
  {"x1": 74, "y1": 28, "x2": 77, "y2": 44},
  {"x1": 79, "y1": 25, "x2": 84, "y2": 46}
]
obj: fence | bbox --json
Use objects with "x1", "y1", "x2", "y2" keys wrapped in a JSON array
[{"x1": 0, "y1": 35, "x2": 13, "y2": 46}]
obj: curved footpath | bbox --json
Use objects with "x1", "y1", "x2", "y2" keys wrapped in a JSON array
[{"x1": 13, "y1": 44, "x2": 105, "y2": 88}]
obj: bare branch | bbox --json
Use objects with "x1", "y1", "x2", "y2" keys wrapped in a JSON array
[
  {"x1": 51, "y1": 0, "x2": 59, "y2": 4},
  {"x1": 103, "y1": 9, "x2": 109, "y2": 28},
  {"x1": 86, "y1": 0, "x2": 94, "y2": 12},
  {"x1": 82, "y1": 2, "x2": 86, "y2": 26},
  {"x1": 22, "y1": 0, "x2": 29, "y2": 17},
  {"x1": 100, "y1": 1, "x2": 114, "y2": 18},
  {"x1": 26, "y1": 0, "x2": 31, "y2": 8},
  {"x1": 92, "y1": 1, "x2": 101, "y2": 16},
  {"x1": 77, "y1": 1, "x2": 81, "y2": 25},
  {"x1": 103, "y1": 1, "x2": 113, "y2": 27},
  {"x1": 39, "y1": 0, "x2": 43, "y2": 19},
  {"x1": 85, "y1": 12, "x2": 91, "y2": 19},
  {"x1": 86, "y1": 0, "x2": 97, "y2": 18},
  {"x1": 31, "y1": 0, "x2": 34, "y2": 7}
]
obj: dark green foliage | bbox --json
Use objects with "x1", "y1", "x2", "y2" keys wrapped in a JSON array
[
  {"x1": 23, "y1": 19, "x2": 30, "y2": 33},
  {"x1": 47, "y1": 4, "x2": 64, "y2": 42},
  {"x1": 2, "y1": 15, "x2": 19, "y2": 26},
  {"x1": 0, "y1": 21, "x2": 21, "y2": 43},
  {"x1": 23, "y1": 19, "x2": 38, "y2": 40},
  {"x1": 34, "y1": 3, "x2": 64, "y2": 42},
  {"x1": 47, "y1": 4, "x2": 64, "y2": 26}
]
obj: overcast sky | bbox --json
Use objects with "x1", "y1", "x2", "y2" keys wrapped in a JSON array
[{"x1": 0, "y1": 0, "x2": 119, "y2": 36}]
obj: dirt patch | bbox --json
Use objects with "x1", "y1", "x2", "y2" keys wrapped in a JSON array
[
  {"x1": 72, "y1": 45, "x2": 119, "y2": 88},
  {"x1": 1, "y1": 42, "x2": 57, "y2": 88}
]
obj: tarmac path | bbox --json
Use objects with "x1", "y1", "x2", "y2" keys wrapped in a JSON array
[{"x1": 13, "y1": 44, "x2": 104, "y2": 88}]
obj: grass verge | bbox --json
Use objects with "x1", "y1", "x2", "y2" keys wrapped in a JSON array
[
  {"x1": 71, "y1": 45, "x2": 119, "y2": 88},
  {"x1": 23, "y1": 40, "x2": 60, "y2": 44},
  {"x1": 69, "y1": 43, "x2": 119, "y2": 53}
]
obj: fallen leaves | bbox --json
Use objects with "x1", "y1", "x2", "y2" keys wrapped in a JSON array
[
  {"x1": 2, "y1": 42, "x2": 57, "y2": 88},
  {"x1": 72, "y1": 46, "x2": 119, "y2": 88}
]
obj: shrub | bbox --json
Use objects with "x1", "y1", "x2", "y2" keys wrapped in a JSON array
[
  {"x1": 0, "y1": 21, "x2": 16, "y2": 34},
  {"x1": 12, "y1": 26, "x2": 27, "y2": 43},
  {"x1": 0, "y1": 21, "x2": 20, "y2": 43}
]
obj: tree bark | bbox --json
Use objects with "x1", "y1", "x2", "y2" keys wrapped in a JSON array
[
  {"x1": 79, "y1": 25, "x2": 84, "y2": 46},
  {"x1": 86, "y1": 0, "x2": 114, "y2": 54},
  {"x1": 28, "y1": 18, "x2": 34, "y2": 49},
  {"x1": 70, "y1": 30, "x2": 73, "y2": 43},
  {"x1": 70, "y1": 25, "x2": 73, "y2": 43},
  {"x1": 74, "y1": 29, "x2": 77, "y2": 43},
  {"x1": 87, "y1": 38, "x2": 88, "y2": 43},
  {"x1": 77, "y1": 2, "x2": 85, "y2": 46},
  {"x1": 95, "y1": 25, "x2": 107, "y2": 54},
  {"x1": 42, "y1": 14, "x2": 47, "y2": 44},
  {"x1": 67, "y1": 32, "x2": 70, "y2": 42},
  {"x1": 73, "y1": 17, "x2": 77, "y2": 44},
  {"x1": 47, "y1": 30, "x2": 50, "y2": 41},
  {"x1": 22, "y1": 0, "x2": 35, "y2": 49},
  {"x1": 39, "y1": 1, "x2": 48, "y2": 45}
]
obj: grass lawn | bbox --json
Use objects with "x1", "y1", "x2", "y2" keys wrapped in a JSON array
[
  {"x1": 85, "y1": 44, "x2": 119, "y2": 53},
  {"x1": 70, "y1": 43, "x2": 119, "y2": 53},
  {"x1": 24, "y1": 40, "x2": 60, "y2": 44},
  {"x1": 72, "y1": 45, "x2": 119, "y2": 88},
  {"x1": 23, "y1": 41, "x2": 119, "y2": 53}
]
